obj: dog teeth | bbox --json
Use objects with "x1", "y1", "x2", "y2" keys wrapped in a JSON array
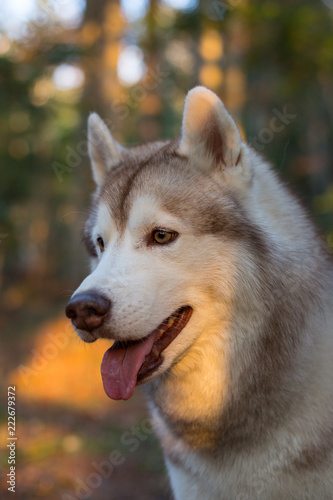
[
  {"x1": 157, "y1": 329, "x2": 164, "y2": 339},
  {"x1": 156, "y1": 316, "x2": 176, "y2": 341},
  {"x1": 167, "y1": 317, "x2": 175, "y2": 327}
]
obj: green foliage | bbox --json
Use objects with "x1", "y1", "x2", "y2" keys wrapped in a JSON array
[{"x1": 0, "y1": 0, "x2": 332, "y2": 306}]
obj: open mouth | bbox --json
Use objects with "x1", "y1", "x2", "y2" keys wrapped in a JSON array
[{"x1": 101, "y1": 306, "x2": 192, "y2": 400}]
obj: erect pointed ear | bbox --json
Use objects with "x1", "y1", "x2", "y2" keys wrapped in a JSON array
[
  {"x1": 87, "y1": 113, "x2": 125, "y2": 186},
  {"x1": 179, "y1": 87, "x2": 242, "y2": 171}
]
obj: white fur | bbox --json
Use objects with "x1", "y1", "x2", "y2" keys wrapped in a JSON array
[
  {"x1": 88, "y1": 113, "x2": 124, "y2": 185},
  {"x1": 179, "y1": 86, "x2": 241, "y2": 168},
  {"x1": 70, "y1": 87, "x2": 333, "y2": 499}
]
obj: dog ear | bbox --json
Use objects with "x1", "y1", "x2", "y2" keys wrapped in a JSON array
[
  {"x1": 87, "y1": 113, "x2": 124, "y2": 186},
  {"x1": 179, "y1": 87, "x2": 242, "y2": 171}
]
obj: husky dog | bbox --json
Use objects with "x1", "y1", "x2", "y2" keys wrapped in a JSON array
[{"x1": 66, "y1": 87, "x2": 333, "y2": 499}]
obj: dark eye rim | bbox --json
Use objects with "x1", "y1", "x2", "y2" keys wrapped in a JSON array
[
  {"x1": 82, "y1": 232, "x2": 98, "y2": 258},
  {"x1": 149, "y1": 228, "x2": 179, "y2": 246},
  {"x1": 97, "y1": 236, "x2": 105, "y2": 252}
]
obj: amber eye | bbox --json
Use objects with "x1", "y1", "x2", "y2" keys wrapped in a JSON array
[
  {"x1": 152, "y1": 230, "x2": 177, "y2": 245},
  {"x1": 97, "y1": 236, "x2": 105, "y2": 252}
]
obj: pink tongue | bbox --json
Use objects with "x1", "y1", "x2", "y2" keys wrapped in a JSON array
[{"x1": 101, "y1": 332, "x2": 157, "y2": 400}]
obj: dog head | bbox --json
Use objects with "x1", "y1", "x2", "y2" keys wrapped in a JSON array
[{"x1": 66, "y1": 87, "x2": 262, "y2": 400}]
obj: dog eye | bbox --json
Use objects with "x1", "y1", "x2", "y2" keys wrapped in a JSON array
[
  {"x1": 97, "y1": 236, "x2": 105, "y2": 252},
  {"x1": 152, "y1": 230, "x2": 177, "y2": 245}
]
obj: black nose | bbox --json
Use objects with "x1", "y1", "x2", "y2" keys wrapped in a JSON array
[{"x1": 65, "y1": 291, "x2": 110, "y2": 332}]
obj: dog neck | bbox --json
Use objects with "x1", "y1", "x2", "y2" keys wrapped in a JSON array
[{"x1": 145, "y1": 263, "x2": 328, "y2": 455}]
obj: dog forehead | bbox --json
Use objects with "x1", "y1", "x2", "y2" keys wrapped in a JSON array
[
  {"x1": 95, "y1": 138, "x2": 254, "y2": 243},
  {"x1": 94, "y1": 200, "x2": 114, "y2": 236},
  {"x1": 127, "y1": 194, "x2": 158, "y2": 229},
  {"x1": 98, "y1": 139, "x2": 190, "y2": 228},
  {"x1": 89, "y1": 145, "x2": 267, "y2": 259},
  {"x1": 127, "y1": 194, "x2": 179, "y2": 231}
]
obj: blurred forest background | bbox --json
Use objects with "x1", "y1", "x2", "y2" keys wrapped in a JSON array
[{"x1": 0, "y1": 0, "x2": 333, "y2": 499}]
